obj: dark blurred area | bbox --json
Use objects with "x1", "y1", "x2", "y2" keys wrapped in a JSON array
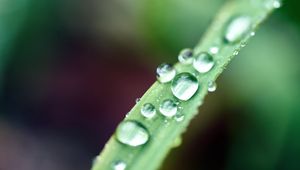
[{"x1": 0, "y1": 0, "x2": 300, "y2": 170}]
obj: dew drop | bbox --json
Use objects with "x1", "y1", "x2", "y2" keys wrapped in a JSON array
[
  {"x1": 266, "y1": 0, "x2": 281, "y2": 9},
  {"x1": 208, "y1": 81, "x2": 217, "y2": 92},
  {"x1": 141, "y1": 103, "x2": 156, "y2": 119},
  {"x1": 116, "y1": 120, "x2": 149, "y2": 147},
  {"x1": 164, "y1": 119, "x2": 169, "y2": 124},
  {"x1": 178, "y1": 48, "x2": 194, "y2": 64},
  {"x1": 193, "y1": 52, "x2": 215, "y2": 73},
  {"x1": 156, "y1": 63, "x2": 176, "y2": 83},
  {"x1": 171, "y1": 72, "x2": 199, "y2": 101},
  {"x1": 241, "y1": 41, "x2": 246, "y2": 47},
  {"x1": 172, "y1": 137, "x2": 182, "y2": 148},
  {"x1": 135, "y1": 98, "x2": 141, "y2": 103},
  {"x1": 209, "y1": 46, "x2": 219, "y2": 54},
  {"x1": 159, "y1": 99, "x2": 178, "y2": 117},
  {"x1": 233, "y1": 50, "x2": 239, "y2": 56},
  {"x1": 175, "y1": 113, "x2": 184, "y2": 122},
  {"x1": 92, "y1": 156, "x2": 100, "y2": 166},
  {"x1": 113, "y1": 161, "x2": 127, "y2": 170},
  {"x1": 273, "y1": 0, "x2": 282, "y2": 8},
  {"x1": 224, "y1": 16, "x2": 252, "y2": 43},
  {"x1": 250, "y1": 31, "x2": 256, "y2": 36}
]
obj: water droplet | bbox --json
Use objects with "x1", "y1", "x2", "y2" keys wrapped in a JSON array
[
  {"x1": 209, "y1": 46, "x2": 219, "y2": 54},
  {"x1": 250, "y1": 31, "x2": 255, "y2": 37},
  {"x1": 92, "y1": 156, "x2": 100, "y2": 166},
  {"x1": 141, "y1": 103, "x2": 156, "y2": 119},
  {"x1": 135, "y1": 98, "x2": 141, "y2": 103},
  {"x1": 224, "y1": 16, "x2": 252, "y2": 43},
  {"x1": 241, "y1": 41, "x2": 246, "y2": 47},
  {"x1": 172, "y1": 137, "x2": 182, "y2": 148},
  {"x1": 233, "y1": 50, "x2": 239, "y2": 56},
  {"x1": 178, "y1": 48, "x2": 194, "y2": 64},
  {"x1": 171, "y1": 72, "x2": 199, "y2": 101},
  {"x1": 175, "y1": 113, "x2": 184, "y2": 122},
  {"x1": 273, "y1": 0, "x2": 282, "y2": 8},
  {"x1": 113, "y1": 161, "x2": 127, "y2": 170},
  {"x1": 116, "y1": 120, "x2": 149, "y2": 147},
  {"x1": 159, "y1": 99, "x2": 177, "y2": 117},
  {"x1": 193, "y1": 52, "x2": 215, "y2": 73},
  {"x1": 208, "y1": 81, "x2": 217, "y2": 92},
  {"x1": 266, "y1": 0, "x2": 281, "y2": 9},
  {"x1": 156, "y1": 63, "x2": 176, "y2": 83}
]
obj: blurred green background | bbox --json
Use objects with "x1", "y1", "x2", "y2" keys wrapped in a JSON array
[{"x1": 0, "y1": 0, "x2": 300, "y2": 169}]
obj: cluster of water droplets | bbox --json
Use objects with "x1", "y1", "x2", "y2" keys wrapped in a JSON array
[{"x1": 111, "y1": 7, "x2": 285, "y2": 167}]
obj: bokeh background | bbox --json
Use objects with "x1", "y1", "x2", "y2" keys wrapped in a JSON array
[{"x1": 1, "y1": 0, "x2": 300, "y2": 169}]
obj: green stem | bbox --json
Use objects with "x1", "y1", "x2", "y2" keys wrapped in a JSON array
[{"x1": 92, "y1": 0, "x2": 280, "y2": 170}]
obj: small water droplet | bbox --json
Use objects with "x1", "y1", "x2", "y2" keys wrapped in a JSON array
[
  {"x1": 178, "y1": 48, "x2": 194, "y2": 64},
  {"x1": 171, "y1": 72, "x2": 199, "y2": 101},
  {"x1": 113, "y1": 161, "x2": 127, "y2": 170},
  {"x1": 141, "y1": 103, "x2": 156, "y2": 119},
  {"x1": 159, "y1": 99, "x2": 178, "y2": 117},
  {"x1": 209, "y1": 46, "x2": 219, "y2": 54},
  {"x1": 224, "y1": 16, "x2": 252, "y2": 43},
  {"x1": 208, "y1": 81, "x2": 217, "y2": 92},
  {"x1": 273, "y1": 0, "x2": 282, "y2": 8},
  {"x1": 92, "y1": 156, "x2": 100, "y2": 166},
  {"x1": 156, "y1": 63, "x2": 176, "y2": 83},
  {"x1": 250, "y1": 31, "x2": 256, "y2": 36},
  {"x1": 135, "y1": 98, "x2": 141, "y2": 103},
  {"x1": 172, "y1": 137, "x2": 182, "y2": 148},
  {"x1": 266, "y1": 0, "x2": 281, "y2": 9},
  {"x1": 193, "y1": 52, "x2": 215, "y2": 73},
  {"x1": 175, "y1": 113, "x2": 184, "y2": 122},
  {"x1": 116, "y1": 120, "x2": 149, "y2": 147},
  {"x1": 233, "y1": 50, "x2": 239, "y2": 56},
  {"x1": 241, "y1": 41, "x2": 246, "y2": 47}
]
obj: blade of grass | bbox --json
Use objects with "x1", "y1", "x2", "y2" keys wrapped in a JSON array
[{"x1": 92, "y1": 0, "x2": 281, "y2": 170}]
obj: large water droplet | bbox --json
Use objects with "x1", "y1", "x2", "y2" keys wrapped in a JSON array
[
  {"x1": 208, "y1": 81, "x2": 217, "y2": 92},
  {"x1": 141, "y1": 103, "x2": 156, "y2": 119},
  {"x1": 193, "y1": 52, "x2": 215, "y2": 73},
  {"x1": 224, "y1": 16, "x2": 252, "y2": 43},
  {"x1": 159, "y1": 99, "x2": 177, "y2": 117},
  {"x1": 178, "y1": 48, "x2": 193, "y2": 64},
  {"x1": 171, "y1": 72, "x2": 199, "y2": 101},
  {"x1": 156, "y1": 63, "x2": 176, "y2": 83},
  {"x1": 116, "y1": 120, "x2": 149, "y2": 147},
  {"x1": 113, "y1": 161, "x2": 127, "y2": 170}
]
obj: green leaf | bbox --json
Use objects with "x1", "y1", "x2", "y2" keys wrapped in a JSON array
[{"x1": 92, "y1": 0, "x2": 280, "y2": 170}]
